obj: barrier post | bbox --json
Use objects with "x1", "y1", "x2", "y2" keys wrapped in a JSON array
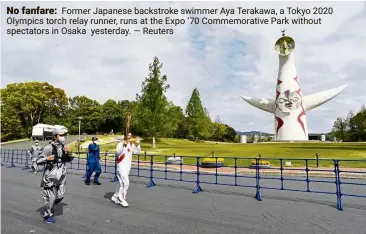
[
  {"x1": 193, "y1": 157, "x2": 203, "y2": 193},
  {"x1": 234, "y1": 158, "x2": 237, "y2": 186},
  {"x1": 104, "y1": 151, "x2": 108, "y2": 173},
  {"x1": 316, "y1": 153, "x2": 319, "y2": 168},
  {"x1": 255, "y1": 157, "x2": 262, "y2": 201},
  {"x1": 76, "y1": 152, "x2": 80, "y2": 170},
  {"x1": 1, "y1": 149, "x2": 4, "y2": 166},
  {"x1": 110, "y1": 153, "x2": 119, "y2": 182},
  {"x1": 215, "y1": 157, "x2": 218, "y2": 184},
  {"x1": 82, "y1": 152, "x2": 88, "y2": 178},
  {"x1": 7, "y1": 150, "x2": 16, "y2": 168},
  {"x1": 305, "y1": 159, "x2": 310, "y2": 192},
  {"x1": 137, "y1": 154, "x2": 140, "y2": 177},
  {"x1": 334, "y1": 160, "x2": 343, "y2": 211},
  {"x1": 180, "y1": 156, "x2": 183, "y2": 181},
  {"x1": 146, "y1": 155, "x2": 156, "y2": 187},
  {"x1": 22, "y1": 150, "x2": 31, "y2": 170},
  {"x1": 164, "y1": 156, "x2": 168, "y2": 180},
  {"x1": 280, "y1": 159, "x2": 284, "y2": 190}
]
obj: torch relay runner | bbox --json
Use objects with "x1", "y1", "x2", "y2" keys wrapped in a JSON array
[{"x1": 111, "y1": 133, "x2": 141, "y2": 207}]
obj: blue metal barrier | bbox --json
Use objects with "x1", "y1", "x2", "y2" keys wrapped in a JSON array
[{"x1": 1, "y1": 148, "x2": 366, "y2": 211}]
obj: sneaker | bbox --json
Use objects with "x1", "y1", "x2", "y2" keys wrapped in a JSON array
[
  {"x1": 85, "y1": 181, "x2": 90, "y2": 185},
  {"x1": 93, "y1": 181, "x2": 102, "y2": 185},
  {"x1": 46, "y1": 216, "x2": 55, "y2": 223},
  {"x1": 111, "y1": 195, "x2": 120, "y2": 204},
  {"x1": 119, "y1": 198, "x2": 129, "y2": 207}
]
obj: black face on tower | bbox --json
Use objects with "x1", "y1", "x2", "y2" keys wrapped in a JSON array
[{"x1": 276, "y1": 90, "x2": 301, "y2": 112}]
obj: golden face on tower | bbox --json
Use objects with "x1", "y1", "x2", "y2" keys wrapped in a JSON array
[{"x1": 275, "y1": 36, "x2": 295, "y2": 56}]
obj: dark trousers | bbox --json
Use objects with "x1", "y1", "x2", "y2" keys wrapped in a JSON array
[{"x1": 85, "y1": 161, "x2": 101, "y2": 183}]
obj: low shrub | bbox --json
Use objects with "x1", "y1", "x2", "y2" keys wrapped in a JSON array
[
  {"x1": 201, "y1": 157, "x2": 225, "y2": 168},
  {"x1": 202, "y1": 157, "x2": 225, "y2": 163},
  {"x1": 250, "y1": 160, "x2": 271, "y2": 165}
]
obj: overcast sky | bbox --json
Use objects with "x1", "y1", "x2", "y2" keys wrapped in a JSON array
[{"x1": 1, "y1": 1, "x2": 365, "y2": 134}]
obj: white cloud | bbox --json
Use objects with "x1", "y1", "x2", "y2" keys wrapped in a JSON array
[{"x1": 1, "y1": 1, "x2": 366, "y2": 134}]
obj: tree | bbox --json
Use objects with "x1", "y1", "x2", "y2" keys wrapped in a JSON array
[
  {"x1": 1, "y1": 80, "x2": 241, "y2": 143},
  {"x1": 67, "y1": 96, "x2": 103, "y2": 134},
  {"x1": 346, "y1": 111, "x2": 356, "y2": 141},
  {"x1": 1, "y1": 104, "x2": 24, "y2": 141},
  {"x1": 101, "y1": 99, "x2": 124, "y2": 133},
  {"x1": 222, "y1": 124, "x2": 237, "y2": 142},
  {"x1": 0, "y1": 82, "x2": 68, "y2": 137},
  {"x1": 213, "y1": 116, "x2": 226, "y2": 141},
  {"x1": 351, "y1": 111, "x2": 366, "y2": 141},
  {"x1": 331, "y1": 117, "x2": 347, "y2": 141},
  {"x1": 135, "y1": 57, "x2": 171, "y2": 147},
  {"x1": 185, "y1": 88, "x2": 212, "y2": 140},
  {"x1": 165, "y1": 103, "x2": 185, "y2": 137}
]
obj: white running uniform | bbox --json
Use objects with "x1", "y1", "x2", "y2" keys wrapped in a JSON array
[{"x1": 113, "y1": 141, "x2": 141, "y2": 203}]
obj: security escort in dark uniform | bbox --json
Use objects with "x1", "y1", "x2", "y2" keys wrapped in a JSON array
[{"x1": 36, "y1": 128, "x2": 74, "y2": 224}]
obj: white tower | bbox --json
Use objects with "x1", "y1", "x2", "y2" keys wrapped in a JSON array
[{"x1": 241, "y1": 30, "x2": 347, "y2": 141}]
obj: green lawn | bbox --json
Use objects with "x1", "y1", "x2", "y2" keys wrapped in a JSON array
[
  {"x1": 68, "y1": 136, "x2": 366, "y2": 168},
  {"x1": 1, "y1": 138, "x2": 30, "y2": 144}
]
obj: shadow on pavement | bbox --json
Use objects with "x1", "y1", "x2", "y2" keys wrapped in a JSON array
[
  {"x1": 104, "y1": 192, "x2": 114, "y2": 200},
  {"x1": 36, "y1": 202, "x2": 68, "y2": 217}
]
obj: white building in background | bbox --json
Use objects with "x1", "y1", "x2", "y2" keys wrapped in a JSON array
[
  {"x1": 321, "y1": 134, "x2": 326, "y2": 142},
  {"x1": 239, "y1": 134, "x2": 247, "y2": 143},
  {"x1": 31, "y1": 123, "x2": 68, "y2": 140}
]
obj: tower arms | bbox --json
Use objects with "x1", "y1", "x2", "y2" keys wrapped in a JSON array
[
  {"x1": 302, "y1": 84, "x2": 347, "y2": 112},
  {"x1": 240, "y1": 96, "x2": 275, "y2": 113}
]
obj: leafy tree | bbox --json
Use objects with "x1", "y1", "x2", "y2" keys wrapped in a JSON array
[
  {"x1": 351, "y1": 110, "x2": 366, "y2": 141},
  {"x1": 222, "y1": 124, "x2": 237, "y2": 142},
  {"x1": 1, "y1": 82, "x2": 68, "y2": 137},
  {"x1": 185, "y1": 88, "x2": 212, "y2": 140},
  {"x1": 67, "y1": 96, "x2": 103, "y2": 134},
  {"x1": 346, "y1": 111, "x2": 356, "y2": 141},
  {"x1": 1, "y1": 104, "x2": 24, "y2": 141},
  {"x1": 331, "y1": 117, "x2": 347, "y2": 141},
  {"x1": 100, "y1": 99, "x2": 124, "y2": 133},
  {"x1": 213, "y1": 116, "x2": 226, "y2": 141},
  {"x1": 135, "y1": 57, "x2": 171, "y2": 147},
  {"x1": 165, "y1": 103, "x2": 185, "y2": 137}
]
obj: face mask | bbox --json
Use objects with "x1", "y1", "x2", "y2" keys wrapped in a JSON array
[{"x1": 59, "y1": 136, "x2": 65, "y2": 142}]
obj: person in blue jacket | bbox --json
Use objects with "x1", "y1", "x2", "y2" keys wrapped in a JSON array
[{"x1": 85, "y1": 136, "x2": 102, "y2": 185}]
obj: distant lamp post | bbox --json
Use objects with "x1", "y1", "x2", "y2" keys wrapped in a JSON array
[{"x1": 76, "y1": 117, "x2": 83, "y2": 152}]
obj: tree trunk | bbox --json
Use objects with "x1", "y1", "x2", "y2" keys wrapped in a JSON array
[{"x1": 152, "y1": 136, "x2": 156, "y2": 148}]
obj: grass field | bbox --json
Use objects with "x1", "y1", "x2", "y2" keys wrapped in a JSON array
[
  {"x1": 68, "y1": 136, "x2": 366, "y2": 168},
  {"x1": 1, "y1": 138, "x2": 30, "y2": 145}
]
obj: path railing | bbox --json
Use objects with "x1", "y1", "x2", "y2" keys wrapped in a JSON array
[{"x1": 1, "y1": 148, "x2": 366, "y2": 211}]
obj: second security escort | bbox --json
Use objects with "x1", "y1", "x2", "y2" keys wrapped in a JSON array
[
  {"x1": 29, "y1": 140, "x2": 43, "y2": 173},
  {"x1": 85, "y1": 136, "x2": 102, "y2": 185},
  {"x1": 36, "y1": 129, "x2": 74, "y2": 224}
]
